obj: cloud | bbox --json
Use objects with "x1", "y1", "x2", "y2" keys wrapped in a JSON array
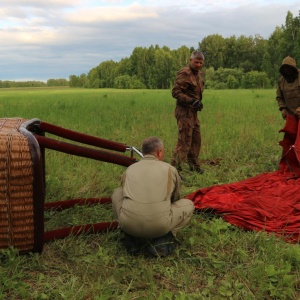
[
  {"x1": 0, "y1": 0, "x2": 298, "y2": 81},
  {"x1": 66, "y1": 3, "x2": 158, "y2": 23}
]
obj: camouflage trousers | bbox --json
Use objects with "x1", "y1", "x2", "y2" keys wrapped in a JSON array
[{"x1": 171, "y1": 107, "x2": 201, "y2": 170}]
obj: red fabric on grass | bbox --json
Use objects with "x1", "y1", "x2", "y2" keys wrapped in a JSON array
[{"x1": 186, "y1": 115, "x2": 300, "y2": 242}]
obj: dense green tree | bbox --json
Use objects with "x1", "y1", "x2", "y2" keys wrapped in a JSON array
[
  {"x1": 47, "y1": 78, "x2": 69, "y2": 86},
  {"x1": 267, "y1": 26, "x2": 285, "y2": 85},
  {"x1": 208, "y1": 68, "x2": 244, "y2": 89},
  {"x1": 241, "y1": 71, "x2": 270, "y2": 89},
  {"x1": 114, "y1": 75, "x2": 146, "y2": 89},
  {"x1": 223, "y1": 36, "x2": 238, "y2": 68},
  {"x1": 199, "y1": 34, "x2": 226, "y2": 68},
  {"x1": 171, "y1": 46, "x2": 191, "y2": 72},
  {"x1": 282, "y1": 11, "x2": 300, "y2": 57},
  {"x1": 151, "y1": 47, "x2": 174, "y2": 89},
  {"x1": 116, "y1": 58, "x2": 132, "y2": 77},
  {"x1": 3, "y1": 11, "x2": 300, "y2": 90},
  {"x1": 130, "y1": 75, "x2": 147, "y2": 89},
  {"x1": 69, "y1": 75, "x2": 81, "y2": 87},
  {"x1": 97, "y1": 60, "x2": 119, "y2": 88},
  {"x1": 203, "y1": 67, "x2": 215, "y2": 89},
  {"x1": 0, "y1": 80, "x2": 46, "y2": 88},
  {"x1": 0, "y1": 81, "x2": 12, "y2": 88},
  {"x1": 129, "y1": 47, "x2": 151, "y2": 87},
  {"x1": 252, "y1": 34, "x2": 268, "y2": 71},
  {"x1": 87, "y1": 67, "x2": 100, "y2": 88},
  {"x1": 235, "y1": 35, "x2": 255, "y2": 71},
  {"x1": 227, "y1": 75, "x2": 239, "y2": 89},
  {"x1": 64, "y1": 10, "x2": 300, "y2": 90},
  {"x1": 114, "y1": 75, "x2": 132, "y2": 89},
  {"x1": 78, "y1": 74, "x2": 88, "y2": 88}
]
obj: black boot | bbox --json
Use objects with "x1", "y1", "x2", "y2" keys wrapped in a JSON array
[
  {"x1": 189, "y1": 165, "x2": 204, "y2": 174},
  {"x1": 122, "y1": 232, "x2": 143, "y2": 255},
  {"x1": 146, "y1": 232, "x2": 177, "y2": 257}
]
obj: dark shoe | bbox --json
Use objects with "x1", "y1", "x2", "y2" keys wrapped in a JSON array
[
  {"x1": 123, "y1": 232, "x2": 143, "y2": 255},
  {"x1": 146, "y1": 232, "x2": 176, "y2": 257},
  {"x1": 195, "y1": 168, "x2": 204, "y2": 174},
  {"x1": 190, "y1": 166, "x2": 204, "y2": 174}
]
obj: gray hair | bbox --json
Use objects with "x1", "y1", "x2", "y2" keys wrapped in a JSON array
[
  {"x1": 190, "y1": 50, "x2": 205, "y2": 60},
  {"x1": 141, "y1": 137, "x2": 164, "y2": 155}
]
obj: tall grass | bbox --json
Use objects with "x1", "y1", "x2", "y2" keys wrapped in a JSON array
[{"x1": 1, "y1": 88, "x2": 298, "y2": 300}]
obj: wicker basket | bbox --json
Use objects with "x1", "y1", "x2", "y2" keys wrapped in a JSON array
[
  {"x1": 0, "y1": 117, "x2": 133, "y2": 254},
  {"x1": 0, "y1": 118, "x2": 44, "y2": 253}
]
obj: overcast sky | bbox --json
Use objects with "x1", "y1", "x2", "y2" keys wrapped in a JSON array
[{"x1": 0, "y1": 0, "x2": 299, "y2": 81}]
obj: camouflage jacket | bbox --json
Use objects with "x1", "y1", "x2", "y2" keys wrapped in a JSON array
[{"x1": 172, "y1": 65, "x2": 205, "y2": 108}]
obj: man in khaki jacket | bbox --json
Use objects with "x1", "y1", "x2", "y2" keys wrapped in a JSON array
[
  {"x1": 111, "y1": 136, "x2": 195, "y2": 256},
  {"x1": 276, "y1": 56, "x2": 300, "y2": 119}
]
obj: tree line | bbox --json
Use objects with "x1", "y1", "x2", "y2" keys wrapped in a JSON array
[
  {"x1": 0, "y1": 78, "x2": 69, "y2": 88},
  {"x1": 2, "y1": 10, "x2": 299, "y2": 90},
  {"x1": 68, "y1": 10, "x2": 299, "y2": 90}
]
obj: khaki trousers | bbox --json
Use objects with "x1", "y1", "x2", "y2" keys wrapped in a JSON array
[{"x1": 111, "y1": 187, "x2": 194, "y2": 238}]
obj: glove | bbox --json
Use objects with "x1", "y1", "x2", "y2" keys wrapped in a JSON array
[
  {"x1": 295, "y1": 107, "x2": 300, "y2": 119},
  {"x1": 197, "y1": 101, "x2": 203, "y2": 111},
  {"x1": 281, "y1": 109, "x2": 287, "y2": 119},
  {"x1": 191, "y1": 99, "x2": 200, "y2": 107},
  {"x1": 191, "y1": 99, "x2": 203, "y2": 111}
]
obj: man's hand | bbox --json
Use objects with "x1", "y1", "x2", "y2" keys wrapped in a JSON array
[
  {"x1": 295, "y1": 107, "x2": 300, "y2": 119},
  {"x1": 281, "y1": 109, "x2": 287, "y2": 119},
  {"x1": 192, "y1": 99, "x2": 203, "y2": 111},
  {"x1": 197, "y1": 101, "x2": 203, "y2": 111},
  {"x1": 192, "y1": 99, "x2": 200, "y2": 107}
]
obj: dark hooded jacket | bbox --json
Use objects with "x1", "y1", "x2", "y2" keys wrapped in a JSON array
[{"x1": 276, "y1": 56, "x2": 300, "y2": 114}]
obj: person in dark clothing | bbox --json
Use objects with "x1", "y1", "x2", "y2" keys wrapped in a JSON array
[{"x1": 276, "y1": 56, "x2": 300, "y2": 119}]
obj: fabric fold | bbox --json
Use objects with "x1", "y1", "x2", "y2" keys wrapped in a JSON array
[{"x1": 186, "y1": 115, "x2": 300, "y2": 243}]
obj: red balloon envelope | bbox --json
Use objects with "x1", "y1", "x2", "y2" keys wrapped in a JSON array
[{"x1": 186, "y1": 114, "x2": 300, "y2": 243}]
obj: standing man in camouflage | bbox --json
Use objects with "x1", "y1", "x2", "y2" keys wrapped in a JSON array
[{"x1": 171, "y1": 50, "x2": 205, "y2": 175}]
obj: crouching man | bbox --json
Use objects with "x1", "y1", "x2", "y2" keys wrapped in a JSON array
[{"x1": 111, "y1": 136, "x2": 195, "y2": 257}]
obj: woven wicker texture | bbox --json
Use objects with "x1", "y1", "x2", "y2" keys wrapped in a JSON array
[{"x1": 0, "y1": 118, "x2": 35, "y2": 252}]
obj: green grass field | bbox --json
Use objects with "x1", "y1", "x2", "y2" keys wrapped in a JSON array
[{"x1": 1, "y1": 88, "x2": 299, "y2": 299}]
